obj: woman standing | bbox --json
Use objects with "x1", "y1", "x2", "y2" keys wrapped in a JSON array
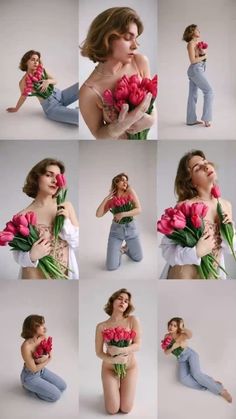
[
  {"x1": 163, "y1": 317, "x2": 232, "y2": 402},
  {"x1": 183, "y1": 25, "x2": 213, "y2": 127},
  {"x1": 21, "y1": 315, "x2": 66, "y2": 402},
  {"x1": 80, "y1": 7, "x2": 156, "y2": 139},
  {"x1": 160, "y1": 150, "x2": 235, "y2": 279},
  {"x1": 13, "y1": 158, "x2": 79, "y2": 279},
  {"x1": 96, "y1": 172, "x2": 142, "y2": 270},
  {"x1": 95, "y1": 288, "x2": 141, "y2": 414},
  {"x1": 7, "y1": 50, "x2": 78, "y2": 125}
]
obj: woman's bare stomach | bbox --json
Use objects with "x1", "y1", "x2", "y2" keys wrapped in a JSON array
[
  {"x1": 167, "y1": 264, "x2": 201, "y2": 279},
  {"x1": 102, "y1": 353, "x2": 137, "y2": 371},
  {"x1": 22, "y1": 267, "x2": 48, "y2": 280}
]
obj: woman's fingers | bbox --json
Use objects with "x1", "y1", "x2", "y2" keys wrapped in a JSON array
[{"x1": 118, "y1": 103, "x2": 129, "y2": 122}]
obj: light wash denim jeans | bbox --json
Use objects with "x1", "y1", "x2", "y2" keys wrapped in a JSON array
[
  {"x1": 187, "y1": 62, "x2": 213, "y2": 124},
  {"x1": 21, "y1": 366, "x2": 67, "y2": 402},
  {"x1": 177, "y1": 348, "x2": 223, "y2": 395},
  {"x1": 106, "y1": 220, "x2": 143, "y2": 270},
  {"x1": 41, "y1": 83, "x2": 78, "y2": 125}
]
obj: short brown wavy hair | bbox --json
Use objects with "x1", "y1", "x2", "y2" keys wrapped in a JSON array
[
  {"x1": 110, "y1": 172, "x2": 129, "y2": 194},
  {"x1": 19, "y1": 50, "x2": 41, "y2": 71},
  {"x1": 80, "y1": 7, "x2": 143, "y2": 62},
  {"x1": 104, "y1": 288, "x2": 134, "y2": 317},
  {"x1": 167, "y1": 317, "x2": 184, "y2": 334},
  {"x1": 175, "y1": 150, "x2": 206, "y2": 202},
  {"x1": 182, "y1": 24, "x2": 197, "y2": 43},
  {"x1": 21, "y1": 314, "x2": 45, "y2": 339},
  {"x1": 23, "y1": 158, "x2": 65, "y2": 198}
]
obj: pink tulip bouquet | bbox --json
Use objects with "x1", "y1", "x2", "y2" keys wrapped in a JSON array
[
  {"x1": 102, "y1": 327, "x2": 136, "y2": 378},
  {"x1": 33, "y1": 336, "x2": 53, "y2": 359},
  {"x1": 53, "y1": 174, "x2": 67, "y2": 239},
  {"x1": 0, "y1": 211, "x2": 69, "y2": 279},
  {"x1": 157, "y1": 202, "x2": 227, "y2": 279},
  {"x1": 23, "y1": 64, "x2": 54, "y2": 99},
  {"x1": 161, "y1": 334, "x2": 183, "y2": 357},
  {"x1": 197, "y1": 41, "x2": 208, "y2": 62},
  {"x1": 103, "y1": 74, "x2": 158, "y2": 140},
  {"x1": 106, "y1": 194, "x2": 135, "y2": 224},
  {"x1": 211, "y1": 185, "x2": 236, "y2": 261}
]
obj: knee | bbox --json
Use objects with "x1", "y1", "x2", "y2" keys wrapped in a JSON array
[
  {"x1": 132, "y1": 254, "x2": 143, "y2": 262},
  {"x1": 106, "y1": 263, "x2": 119, "y2": 271},
  {"x1": 59, "y1": 380, "x2": 67, "y2": 392},
  {"x1": 120, "y1": 401, "x2": 133, "y2": 413},
  {"x1": 48, "y1": 389, "x2": 62, "y2": 402},
  {"x1": 105, "y1": 404, "x2": 120, "y2": 415}
]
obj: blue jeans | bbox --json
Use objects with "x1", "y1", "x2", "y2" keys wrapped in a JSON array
[
  {"x1": 106, "y1": 220, "x2": 143, "y2": 270},
  {"x1": 178, "y1": 348, "x2": 223, "y2": 395},
  {"x1": 41, "y1": 83, "x2": 78, "y2": 125},
  {"x1": 187, "y1": 63, "x2": 213, "y2": 124},
  {"x1": 21, "y1": 366, "x2": 67, "y2": 402}
]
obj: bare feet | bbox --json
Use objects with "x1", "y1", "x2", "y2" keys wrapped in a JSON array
[
  {"x1": 204, "y1": 121, "x2": 211, "y2": 127},
  {"x1": 187, "y1": 121, "x2": 204, "y2": 126},
  {"x1": 221, "y1": 389, "x2": 232, "y2": 403},
  {"x1": 120, "y1": 244, "x2": 128, "y2": 254}
]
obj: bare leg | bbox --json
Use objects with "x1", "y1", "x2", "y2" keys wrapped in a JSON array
[
  {"x1": 102, "y1": 367, "x2": 120, "y2": 414},
  {"x1": 120, "y1": 365, "x2": 138, "y2": 413}
]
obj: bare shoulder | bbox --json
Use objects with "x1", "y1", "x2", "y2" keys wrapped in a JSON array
[
  {"x1": 19, "y1": 74, "x2": 26, "y2": 85},
  {"x1": 127, "y1": 186, "x2": 138, "y2": 197},
  {"x1": 21, "y1": 339, "x2": 31, "y2": 352},
  {"x1": 187, "y1": 40, "x2": 196, "y2": 49},
  {"x1": 134, "y1": 53, "x2": 149, "y2": 68},
  {"x1": 129, "y1": 315, "x2": 140, "y2": 326},
  {"x1": 96, "y1": 320, "x2": 107, "y2": 331},
  {"x1": 17, "y1": 204, "x2": 34, "y2": 215}
]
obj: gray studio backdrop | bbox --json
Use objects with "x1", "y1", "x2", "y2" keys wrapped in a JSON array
[
  {"x1": 79, "y1": 279, "x2": 157, "y2": 419},
  {"x1": 0, "y1": 281, "x2": 78, "y2": 419},
  {"x1": 158, "y1": 281, "x2": 236, "y2": 419},
  {"x1": 0, "y1": 0, "x2": 78, "y2": 140},
  {"x1": 159, "y1": 0, "x2": 236, "y2": 140},
  {"x1": 157, "y1": 140, "x2": 236, "y2": 279},
  {"x1": 78, "y1": 141, "x2": 157, "y2": 280},
  {"x1": 0, "y1": 140, "x2": 79, "y2": 280},
  {"x1": 79, "y1": 0, "x2": 158, "y2": 139}
]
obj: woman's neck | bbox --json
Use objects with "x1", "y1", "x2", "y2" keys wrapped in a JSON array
[
  {"x1": 96, "y1": 60, "x2": 123, "y2": 76},
  {"x1": 196, "y1": 187, "x2": 214, "y2": 202},
  {"x1": 110, "y1": 312, "x2": 125, "y2": 322},
  {"x1": 33, "y1": 194, "x2": 55, "y2": 207}
]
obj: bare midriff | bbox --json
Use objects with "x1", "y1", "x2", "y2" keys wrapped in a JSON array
[
  {"x1": 102, "y1": 352, "x2": 137, "y2": 372},
  {"x1": 22, "y1": 224, "x2": 69, "y2": 279}
]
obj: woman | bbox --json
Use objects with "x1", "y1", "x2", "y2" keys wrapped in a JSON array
[
  {"x1": 6, "y1": 50, "x2": 78, "y2": 125},
  {"x1": 96, "y1": 172, "x2": 142, "y2": 270},
  {"x1": 160, "y1": 150, "x2": 235, "y2": 279},
  {"x1": 183, "y1": 25, "x2": 213, "y2": 127},
  {"x1": 21, "y1": 315, "x2": 66, "y2": 402},
  {"x1": 163, "y1": 317, "x2": 232, "y2": 402},
  {"x1": 14, "y1": 158, "x2": 79, "y2": 279},
  {"x1": 80, "y1": 7, "x2": 156, "y2": 139},
  {"x1": 95, "y1": 288, "x2": 141, "y2": 414}
]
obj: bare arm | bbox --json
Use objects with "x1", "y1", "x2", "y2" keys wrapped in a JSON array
[
  {"x1": 187, "y1": 42, "x2": 207, "y2": 64},
  {"x1": 80, "y1": 84, "x2": 152, "y2": 139},
  {"x1": 95, "y1": 324, "x2": 115, "y2": 364},
  {"x1": 180, "y1": 328, "x2": 192, "y2": 339},
  {"x1": 21, "y1": 343, "x2": 51, "y2": 373},
  {"x1": 164, "y1": 340, "x2": 180, "y2": 355},
  {"x1": 96, "y1": 191, "x2": 115, "y2": 217},
  {"x1": 6, "y1": 79, "x2": 27, "y2": 112},
  {"x1": 112, "y1": 187, "x2": 142, "y2": 223}
]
